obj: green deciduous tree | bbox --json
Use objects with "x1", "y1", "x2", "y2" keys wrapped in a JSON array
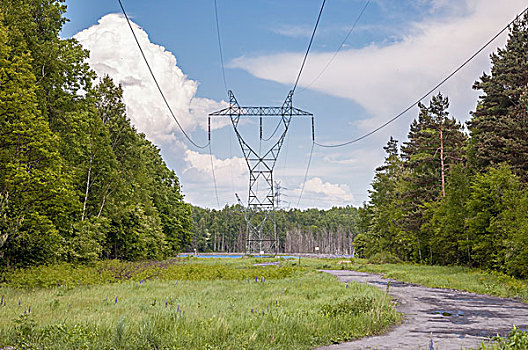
[
  {"x1": 466, "y1": 164, "x2": 523, "y2": 271},
  {"x1": 421, "y1": 165, "x2": 472, "y2": 265},
  {"x1": 0, "y1": 1, "x2": 194, "y2": 266},
  {"x1": 90, "y1": 77, "x2": 191, "y2": 259},
  {"x1": 0, "y1": 16, "x2": 73, "y2": 267}
]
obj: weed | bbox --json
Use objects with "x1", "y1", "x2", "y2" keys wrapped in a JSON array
[{"x1": 476, "y1": 325, "x2": 528, "y2": 349}]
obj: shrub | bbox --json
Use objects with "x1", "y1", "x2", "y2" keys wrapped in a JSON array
[{"x1": 367, "y1": 252, "x2": 402, "y2": 264}]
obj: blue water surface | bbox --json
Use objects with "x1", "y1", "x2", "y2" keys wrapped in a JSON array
[{"x1": 179, "y1": 254, "x2": 298, "y2": 259}]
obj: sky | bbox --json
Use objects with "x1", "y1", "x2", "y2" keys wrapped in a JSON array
[{"x1": 62, "y1": 0, "x2": 527, "y2": 210}]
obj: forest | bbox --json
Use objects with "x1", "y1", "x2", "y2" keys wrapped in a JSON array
[
  {"x1": 354, "y1": 13, "x2": 528, "y2": 278},
  {"x1": 188, "y1": 205, "x2": 358, "y2": 255},
  {"x1": 0, "y1": 0, "x2": 192, "y2": 268}
]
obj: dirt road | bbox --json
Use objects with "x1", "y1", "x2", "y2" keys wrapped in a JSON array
[{"x1": 319, "y1": 270, "x2": 528, "y2": 350}]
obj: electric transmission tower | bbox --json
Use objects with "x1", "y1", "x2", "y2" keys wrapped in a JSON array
[{"x1": 209, "y1": 90, "x2": 313, "y2": 253}]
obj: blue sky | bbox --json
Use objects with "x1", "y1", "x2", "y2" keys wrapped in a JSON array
[{"x1": 63, "y1": 0, "x2": 526, "y2": 209}]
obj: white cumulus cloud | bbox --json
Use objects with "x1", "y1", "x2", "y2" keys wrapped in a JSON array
[
  {"x1": 289, "y1": 177, "x2": 354, "y2": 209},
  {"x1": 74, "y1": 13, "x2": 228, "y2": 146},
  {"x1": 184, "y1": 150, "x2": 247, "y2": 188}
]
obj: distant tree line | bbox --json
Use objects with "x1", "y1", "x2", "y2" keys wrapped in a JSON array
[
  {"x1": 355, "y1": 13, "x2": 528, "y2": 278},
  {"x1": 0, "y1": 0, "x2": 192, "y2": 269},
  {"x1": 188, "y1": 205, "x2": 359, "y2": 255}
]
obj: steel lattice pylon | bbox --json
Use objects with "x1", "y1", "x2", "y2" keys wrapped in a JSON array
[{"x1": 209, "y1": 90, "x2": 313, "y2": 253}]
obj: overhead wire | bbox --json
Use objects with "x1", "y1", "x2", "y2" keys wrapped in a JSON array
[
  {"x1": 261, "y1": 120, "x2": 282, "y2": 141},
  {"x1": 117, "y1": 0, "x2": 209, "y2": 149},
  {"x1": 298, "y1": 0, "x2": 370, "y2": 93},
  {"x1": 214, "y1": 0, "x2": 228, "y2": 93},
  {"x1": 261, "y1": 0, "x2": 326, "y2": 145},
  {"x1": 292, "y1": 0, "x2": 327, "y2": 93},
  {"x1": 208, "y1": 142, "x2": 221, "y2": 208},
  {"x1": 314, "y1": 6, "x2": 528, "y2": 148},
  {"x1": 209, "y1": 0, "x2": 229, "y2": 207},
  {"x1": 292, "y1": 0, "x2": 326, "y2": 206},
  {"x1": 297, "y1": 142, "x2": 315, "y2": 206}
]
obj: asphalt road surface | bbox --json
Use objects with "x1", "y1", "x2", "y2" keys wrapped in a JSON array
[{"x1": 318, "y1": 270, "x2": 528, "y2": 350}]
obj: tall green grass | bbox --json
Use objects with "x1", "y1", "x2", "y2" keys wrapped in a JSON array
[
  {"x1": 349, "y1": 263, "x2": 528, "y2": 302},
  {"x1": 0, "y1": 260, "x2": 400, "y2": 349},
  {"x1": 2, "y1": 258, "x2": 304, "y2": 288},
  {"x1": 474, "y1": 326, "x2": 528, "y2": 349}
]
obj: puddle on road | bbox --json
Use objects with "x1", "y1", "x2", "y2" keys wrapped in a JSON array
[{"x1": 432, "y1": 310, "x2": 464, "y2": 317}]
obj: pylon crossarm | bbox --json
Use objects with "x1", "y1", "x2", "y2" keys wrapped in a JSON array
[{"x1": 209, "y1": 106, "x2": 311, "y2": 117}]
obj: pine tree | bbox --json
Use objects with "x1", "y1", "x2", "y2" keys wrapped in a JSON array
[
  {"x1": 398, "y1": 93, "x2": 466, "y2": 262},
  {"x1": 468, "y1": 12, "x2": 528, "y2": 179}
]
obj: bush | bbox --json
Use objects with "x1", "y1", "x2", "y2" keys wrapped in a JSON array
[
  {"x1": 320, "y1": 296, "x2": 375, "y2": 316},
  {"x1": 1, "y1": 259, "x2": 304, "y2": 288},
  {"x1": 477, "y1": 325, "x2": 528, "y2": 349},
  {"x1": 367, "y1": 252, "x2": 402, "y2": 264}
]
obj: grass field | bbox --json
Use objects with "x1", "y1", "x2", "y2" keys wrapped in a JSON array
[
  {"x1": 347, "y1": 262, "x2": 528, "y2": 302},
  {"x1": 3, "y1": 256, "x2": 527, "y2": 349},
  {"x1": 0, "y1": 257, "x2": 399, "y2": 349}
]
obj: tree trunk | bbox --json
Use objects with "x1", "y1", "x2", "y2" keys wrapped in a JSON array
[
  {"x1": 417, "y1": 236, "x2": 422, "y2": 263},
  {"x1": 82, "y1": 151, "x2": 93, "y2": 221},
  {"x1": 440, "y1": 127, "x2": 446, "y2": 197},
  {"x1": 97, "y1": 188, "x2": 108, "y2": 218}
]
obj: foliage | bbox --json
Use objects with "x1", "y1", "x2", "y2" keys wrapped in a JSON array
[
  {"x1": 466, "y1": 165, "x2": 524, "y2": 272},
  {"x1": 367, "y1": 252, "x2": 402, "y2": 265},
  {"x1": 421, "y1": 165, "x2": 471, "y2": 265},
  {"x1": 468, "y1": 13, "x2": 528, "y2": 179},
  {"x1": 189, "y1": 205, "x2": 359, "y2": 254},
  {"x1": 0, "y1": 2, "x2": 192, "y2": 267},
  {"x1": 0, "y1": 14, "x2": 73, "y2": 267},
  {"x1": 476, "y1": 326, "x2": 528, "y2": 350}
]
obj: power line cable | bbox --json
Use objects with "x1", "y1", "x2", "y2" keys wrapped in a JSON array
[
  {"x1": 297, "y1": 141, "x2": 315, "y2": 206},
  {"x1": 262, "y1": 0, "x2": 327, "y2": 143},
  {"x1": 214, "y1": 0, "x2": 228, "y2": 92},
  {"x1": 290, "y1": 0, "x2": 326, "y2": 206},
  {"x1": 117, "y1": 0, "x2": 209, "y2": 149},
  {"x1": 210, "y1": 0, "x2": 228, "y2": 206},
  {"x1": 292, "y1": 0, "x2": 327, "y2": 93},
  {"x1": 298, "y1": 0, "x2": 370, "y2": 93},
  {"x1": 261, "y1": 120, "x2": 282, "y2": 141},
  {"x1": 314, "y1": 6, "x2": 528, "y2": 148},
  {"x1": 208, "y1": 142, "x2": 221, "y2": 208}
]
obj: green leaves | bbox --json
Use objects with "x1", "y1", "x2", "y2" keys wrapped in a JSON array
[
  {"x1": 0, "y1": 3, "x2": 192, "y2": 267},
  {"x1": 0, "y1": 16, "x2": 74, "y2": 266}
]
